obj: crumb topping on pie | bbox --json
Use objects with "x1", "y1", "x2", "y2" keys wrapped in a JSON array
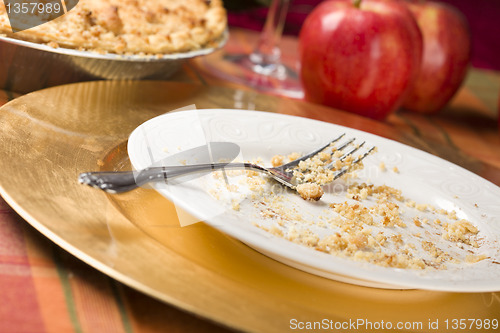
[{"x1": 0, "y1": 0, "x2": 227, "y2": 55}]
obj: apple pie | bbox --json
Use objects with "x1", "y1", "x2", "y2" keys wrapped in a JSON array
[{"x1": 0, "y1": 0, "x2": 227, "y2": 55}]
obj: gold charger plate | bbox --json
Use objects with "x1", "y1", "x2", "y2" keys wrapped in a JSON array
[{"x1": 0, "y1": 81, "x2": 498, "y2": 332}]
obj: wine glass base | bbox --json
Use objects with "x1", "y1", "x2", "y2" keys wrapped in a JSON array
[{"x1": 197, "y1": 51, "x2": 304, "y2": 100}]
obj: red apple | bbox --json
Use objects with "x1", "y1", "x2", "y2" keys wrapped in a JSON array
[
  {"x1": 402, "y1": 0, "x2": 471, "y2": 114},
  {"x1": 299, "y1": 0, "x2": 423, "y2": 120}
]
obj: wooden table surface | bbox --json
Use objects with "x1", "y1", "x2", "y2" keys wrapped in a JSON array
[{"x1": 0, "y1": 27, "x2": 499, "y2": 333}]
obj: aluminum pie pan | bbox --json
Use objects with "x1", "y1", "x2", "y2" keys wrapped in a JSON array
[{"x1": 0, "y1": 29, "x2": 227, "y2": 93}]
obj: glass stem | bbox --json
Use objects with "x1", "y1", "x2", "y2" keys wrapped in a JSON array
[{"x1": 249, "y1": 0, "x2": 290, "y2": 70}]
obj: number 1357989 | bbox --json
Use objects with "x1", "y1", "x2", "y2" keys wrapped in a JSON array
[{"x1": 5, "y1": 2, "x2": 62, "y2": 14}]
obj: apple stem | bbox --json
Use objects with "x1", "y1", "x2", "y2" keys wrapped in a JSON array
[{"x1": 353, "y1": 0, "x2": 362, "y2": 8}]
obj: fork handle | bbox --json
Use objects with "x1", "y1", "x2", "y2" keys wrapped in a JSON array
[{"x1": 78, "y1": 162, "x2": 252, "y2": 193}]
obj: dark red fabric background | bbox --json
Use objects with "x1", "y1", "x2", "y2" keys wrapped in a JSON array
[{"x1": 227, "y1": 0, "x2": 500, "y2": 71}]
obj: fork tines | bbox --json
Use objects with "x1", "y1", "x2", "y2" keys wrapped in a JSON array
[{"x1": 324, "y1": 137, "x2": 376, "y2": 179}]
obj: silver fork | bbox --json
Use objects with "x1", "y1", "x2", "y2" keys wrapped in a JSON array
[{"x1": 78, "y1": 135, "x2": 375, "y2": 194}]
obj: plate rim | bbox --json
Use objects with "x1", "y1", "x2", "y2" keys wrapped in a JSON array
[{"x1": 0, "y1": 28, "x2": 228, "y2": 62}]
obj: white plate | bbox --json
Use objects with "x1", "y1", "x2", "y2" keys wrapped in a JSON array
[{"x1": 127, "y1": 109, "x2": 500, "y2": 292}]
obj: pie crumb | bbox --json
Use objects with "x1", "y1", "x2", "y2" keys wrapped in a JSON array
[{"x1": 296, "y1": 183, "x2": 324, "y2": 201}]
